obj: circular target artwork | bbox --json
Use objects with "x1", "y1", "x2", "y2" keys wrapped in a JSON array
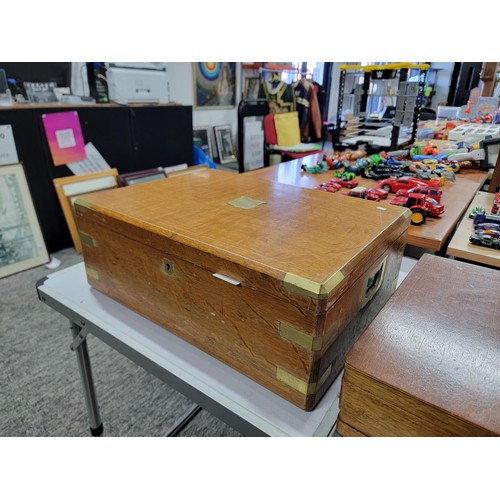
[
  {"x1": 194, "y1": 62, "x2": 236, "y2": 109},
  {"x1": 198, "y1": 62, "x2": 222, "y2": 81}
]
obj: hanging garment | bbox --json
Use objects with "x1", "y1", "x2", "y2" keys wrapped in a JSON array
[
  {"x1": 302, "y1": 79, "x2": 322, "y2": 142},
  {"x1": 258, "y1": 79, "x2": 296, "y2": 114},
  {"x1": 293, "y1": 80, "x2": 310, "y2": 141}
]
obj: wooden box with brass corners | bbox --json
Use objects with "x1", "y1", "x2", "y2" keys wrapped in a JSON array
[{"x1": 74, "y1": 169, "x2": 411, "y2": 411}]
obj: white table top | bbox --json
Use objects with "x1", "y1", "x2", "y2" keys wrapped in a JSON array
[{"x1": 38, "y1": 263, "x2": 342, "y2": 436}]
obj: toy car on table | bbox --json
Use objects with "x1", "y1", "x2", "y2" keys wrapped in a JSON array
[
  {"x1": 376, "y1": 176, "x2": 432, "y2": 193},
  {"x1": 390, "y1": 192, "x2": 445, "y2": 225},
  {"x1": 395, "y1": 185, "x2": 443, "y2": 203},
  {"x1": 347, "y1": 186, "x2": 382, "y2": 201}
]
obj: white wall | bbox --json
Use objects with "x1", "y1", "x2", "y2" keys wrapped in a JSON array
[{"x1": 168, "y1": 62, "x2": 242, "y2": 158}]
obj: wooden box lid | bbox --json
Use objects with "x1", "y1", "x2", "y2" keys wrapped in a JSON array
[
  {"x1": 76, "y1": 169, "x2": 410, "y2": 301},
  {"x1": 345, "y1": 253, "x2": 500, "y2": 434}
]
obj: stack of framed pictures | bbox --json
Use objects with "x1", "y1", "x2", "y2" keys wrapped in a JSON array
[
  {"x1": 0, "y1": 163, "x2": 49, "y2": 278},
  {"x1": 193, "y1": 125, "x2": 237, "y2": 165},
  {"x1": 117, "y1": 167, "x2": 167, "y2": 187}
]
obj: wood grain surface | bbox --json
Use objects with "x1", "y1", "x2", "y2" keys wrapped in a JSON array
[
  {"x1": 339, "y1": 253, "x2": 500, "y2": 435},
  {"x1": 74, "y1": 169, "x2": 409, "y2": 410},
  {"x1": 247, "y1": 154, "x2": 488, "y2": 251},
  {"x1": 75, "y1": 169, "x2": 409, "y2": 287}
]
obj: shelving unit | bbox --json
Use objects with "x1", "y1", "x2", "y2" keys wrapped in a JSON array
[{"x1": 334, "y1": 63, "x2": 429, "y2": 151}]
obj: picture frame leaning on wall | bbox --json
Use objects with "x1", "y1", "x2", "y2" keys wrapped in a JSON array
[
  {"x1": 0, "y1": 162, "x2": 49, "y2": 278},
  {"x1": 214, "y1": 125, "x2": 237, "y2": 164},
  {"x1": 193, "y1": 126, "x2": 214, "y2": 159}
]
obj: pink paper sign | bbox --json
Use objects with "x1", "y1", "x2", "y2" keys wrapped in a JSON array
[{"x1": 42, "y1": 111, "x2": 86, "y2": 166}]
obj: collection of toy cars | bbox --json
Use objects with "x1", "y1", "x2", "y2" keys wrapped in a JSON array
[
  {"x1": 468, "y1": 206, "x2": 500, "y2": 250},
  {"x1": 302, "y1": 140, "x2": 492, "y2": 225}
]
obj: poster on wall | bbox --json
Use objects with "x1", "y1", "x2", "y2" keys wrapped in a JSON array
[
  {"x1": 42, "y1": 111, "x2": 86, "y2": 166},
  {"x1": 193, "y1": 62, "x2": 236, "y2": 109}
]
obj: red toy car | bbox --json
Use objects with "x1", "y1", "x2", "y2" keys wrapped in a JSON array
[
  {"x1": 390, "y1": 192, "x2": 445, "y2": 225},
  {"x1": 316, "y1": 181, "x2": 342, "y2": 193},
  {"x1": 336, "y1": 179, "x2": 359, "y2": 189},
  {"x1": 366, "y1": 187, "x2": 389, "y2": 200},
  {"x1": 395, "y1": 185, "x2": 443, "y2": 202},
  {"x1": 376, "y1": 176, "x2": 429, "y2": 193},
  {"x1": 348, "y1": 186, "x2": 381, "y2": 201}
]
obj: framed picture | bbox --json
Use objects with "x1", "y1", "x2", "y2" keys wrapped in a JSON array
[
  {"x1": 53, "y1": 169, "x2": 119, "y2": 253},
  {"x1": 118, "y1": 167, "x2": 167, "y2": 187},
  {"x1": 193, "y1": 62, "x2": 236, "y2": 109},
  {"x1": 193, "y1": 126, "x2": 214, "y2": 159},
  {"x1": 243, "y1": 77, "x2": 260, "y2": 100},
  {"x1": 214, "y1": 125, "x2": 237, "y2": 164},
  {"x1": 0, "y1": 162, "x2": 49, "y2": 278}
]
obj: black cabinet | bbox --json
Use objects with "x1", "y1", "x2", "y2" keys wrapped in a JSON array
[{"x1": 0, "y1": 104, "x2": 193, "y2": 253}]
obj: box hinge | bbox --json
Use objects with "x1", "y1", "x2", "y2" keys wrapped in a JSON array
[{"x1": 276, "y1": 365, "x2": 332, "y2": 396}]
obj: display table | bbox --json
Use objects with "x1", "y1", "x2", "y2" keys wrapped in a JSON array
[
  {"x1": 36, "y1": 263, "x2": 343, "y2": 437},
  {"x1": 447, "y1": 191, "x2": 500, "y2": 268},
  {"x1": 246, "y1": 154, "x2": 488, "y2": 252}
]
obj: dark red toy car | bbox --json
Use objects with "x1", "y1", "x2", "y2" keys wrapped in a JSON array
[{"x1": 395, "y1": 185, "x2": 443, "y2": 202}]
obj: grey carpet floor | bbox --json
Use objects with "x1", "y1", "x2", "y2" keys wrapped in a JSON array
[{"x1": 0, "y1": 247, "x2": 240, "y2": 437}]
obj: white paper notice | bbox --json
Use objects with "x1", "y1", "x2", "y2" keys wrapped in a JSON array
[
  {"x1": 55, "y1": 128, "x2": 76, "y2": 149},
  {"x1": 243, "y1": 119, "x2": 264, "y2": 171},
  {"x1": 66, "y1": 142, "x2": 112, "y2": 174}
]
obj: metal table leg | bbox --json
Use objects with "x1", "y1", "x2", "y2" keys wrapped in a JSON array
[
  {"x1": 70, "y1": 321, "x2": 103, "y2": 436},
  {"x1": 165, "y1": 404, "x2": 202, "y2": 437}
]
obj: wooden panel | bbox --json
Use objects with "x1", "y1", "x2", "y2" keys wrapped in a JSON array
[
  {"x1": 74, "y1": 170, "x2": 409, "y2": 410},
  {"x1": 74, "y1": 169, "x2": 409, "y2": 287},
  {"x1": 336, "y1": 418, "x2": 367, "y2": 437},
  {"x1": 339, "y1": 254, "x2": 500, "y2": 435},
  {"x1": 247, "y1": 154, "x2": 488, "y2": 251},
  {"x1": 447, "y1": 190, "x2": 500, "y2": 267},
  {"x1": 339, "y1": 368, "x2": 495, "y2": 436}
]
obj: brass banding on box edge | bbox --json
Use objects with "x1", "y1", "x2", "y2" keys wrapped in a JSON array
[
  {"x1": 79, "y1": 231, "x2": 96, "y2": 249},
  {"x1": 283, "y1": 270, "x2": 344, "y2": 299},
  {"x1": 85, "y1": 266, "x2": 99, "y2": 280},
  {"x1": 74, "y1": 197, "x2": 93, "y2": 210},
  {"x1": 279, "y1": 322, "x2": 322, "y2": 351},
  {"x1": 276, "y1": 365, "x2": 333, "y2": 396}
]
